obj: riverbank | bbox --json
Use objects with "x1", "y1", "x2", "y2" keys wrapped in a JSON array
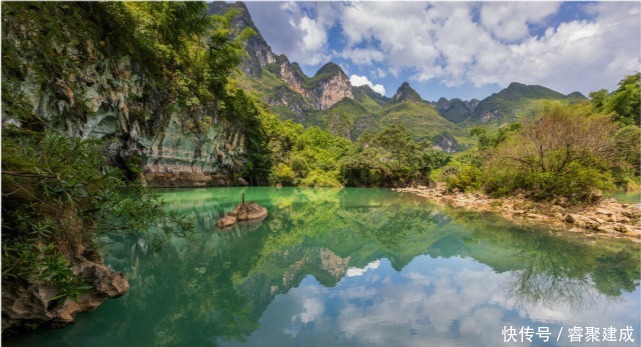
[{"x1": 395, "y1": 184, "x2": 641, "y2": 242}]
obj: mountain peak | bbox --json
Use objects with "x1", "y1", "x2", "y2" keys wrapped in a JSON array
[
  {"x1": 207, "y1": 2, "x2": 277, "y2": 78},
  {"x1": 314, "y1": 62, "x2": 345, "y2": 78},
  {"x1": 565, "y1": 91, "x2": 587, "y2": 99},
  {"x1": 496, "y1": 82, "x2": 565, "y2": 100},
  {"x1": 391, "y1": 82, "x2": 423, "y2": 104},
  {"x1": 507, "y1": 82, "x2": 527, "y2": 89}
]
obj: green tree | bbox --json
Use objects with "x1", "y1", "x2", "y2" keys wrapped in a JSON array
[
  {"x1": 470, "y1": 123, "x2": 522, "y2": 151},
  {"x1": 589, "y1": 73, "x2": 640, "y2": 126},
  {"x1": 589, "y1": 89, "x2": 610, "y2": 113},
  {"x1": 607, "y1": 73, "x2": 640, "y2": 126},
  {"x1": 483, "y1": 103, "x2": 618, "y2": 203},
  {"x1": 341, "y1": 125, "x2": 449, "y2": 187}
]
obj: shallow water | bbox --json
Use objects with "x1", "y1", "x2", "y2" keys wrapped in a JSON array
[
  {"x1": 5, "y1": 187, "x2": 640, "y2": 346},
  {"x1": 613, "y1": 192, "x2": 641, "y2": 204}
]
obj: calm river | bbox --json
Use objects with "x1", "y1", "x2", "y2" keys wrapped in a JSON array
[{"x1": 5, "y1": 187, "x2": 640, "y2": 346}]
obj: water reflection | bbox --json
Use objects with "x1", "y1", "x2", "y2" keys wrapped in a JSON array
[{"x1": 5, "y1": 187, "x2": 639, "y2": 347}]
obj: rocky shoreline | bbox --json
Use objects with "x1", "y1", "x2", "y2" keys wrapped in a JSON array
[
  {"x1": 2, "y1": 242, "x2": 129, "y2": 335},
  {"x1": 395, "y1": 185, "x2": 641, "y2": 242}
]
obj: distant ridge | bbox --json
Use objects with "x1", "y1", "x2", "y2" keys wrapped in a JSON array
[{"x1": 210, "y1": 2, "x2": 594, "y2": 151}]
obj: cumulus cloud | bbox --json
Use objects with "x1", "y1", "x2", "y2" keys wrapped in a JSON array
[
  {"x1": 340, "y1": 48, "x2": 385, "y2": 66},
  {"x1": 479, "y1": 2, "x2": 561, "y2": 42},
  {"x1": 349, "y1": 2, "x2": 637, "y2": 93},
  {"x1": 469, "y1": 2, "x2": 641, "y2": 92},
  {"x1": 247, "y1": 1, "x2": 338, "y2": 66},
  {"x1": 249, "y1": 1, "x2": 640, "y2": 96},
  {"x1": 349, "y1": 75, "x2": 387, "y2": 96}
]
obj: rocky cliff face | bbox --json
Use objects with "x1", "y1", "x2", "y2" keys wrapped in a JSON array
[
  {"x1": 277, "y1": 56, "x2": 306, "y2": 96},
  {"x1": 432, "y1": 132, "x2": 461, "y2": 153},
  {"x1": 13, "y1": 53, "x2": 248, "y2": 189},
  {"x1": 208, "y1": 2, "x2": 276, "y2": 77},
  {"x1": 209, "y1": 3, "x2": 354, "y2": 114},
  {"x1": 307, "y1": 63, "x2": 354, "y2": 110}
]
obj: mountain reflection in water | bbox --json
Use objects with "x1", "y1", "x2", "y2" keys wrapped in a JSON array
[{"x1": 5, "y1": 187, "x2": 639, "y2": 347}]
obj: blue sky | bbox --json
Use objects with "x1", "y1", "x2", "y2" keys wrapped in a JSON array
[{"x1": 244, "y1": 1, "x2": 640, "y2": 101}]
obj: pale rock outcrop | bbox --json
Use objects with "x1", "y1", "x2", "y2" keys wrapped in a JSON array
[{"x1": 2, "y1": 243, "x2": 128, "y2": 335}]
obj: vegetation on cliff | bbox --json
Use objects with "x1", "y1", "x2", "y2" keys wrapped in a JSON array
[{"x1": 0, "y1": 1, "x2": 267, "y2": 331}]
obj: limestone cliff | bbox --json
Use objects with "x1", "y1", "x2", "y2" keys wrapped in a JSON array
[
  {"x1": 8, "y1": 48, "x2": 248, "y2": 188},
  {"x1": 432, "y1": 132, "x2": 461, "y2": 153},
  {"x1": 278, "y1": 56, "x2": 306, "y2": 96},
  {"x1": 1, "y1": 2, "x2": 258, "y2": 335},
  {"x1": 305, "y1": 62, "x2": 354, "y2": 110},
  {"x1": 209, "y1": 3, "x2": 355, "y2": 114}
]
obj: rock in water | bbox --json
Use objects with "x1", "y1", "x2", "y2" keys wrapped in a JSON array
[
  {"x1": 231, "y1": 202, "x2": 268, "y2": 221},
  {"x1": 1, "y1": 244, "x2": 128, "y2": 335},
  {"x1": 215, "y1": 202, "x2": 268, "y2": 229},
  {"x1": 215, "y1": 215, "x2": 237, "y2": 229}
]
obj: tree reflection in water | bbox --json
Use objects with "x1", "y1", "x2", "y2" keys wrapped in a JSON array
[{"x1": 5, "y1": 187, "x2": 638, "y2": 347}]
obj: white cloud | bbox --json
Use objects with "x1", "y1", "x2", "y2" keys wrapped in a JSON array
[
  {"x1": 246, "y1": 2, "x2": 340, "y2": 66},
  {"x1": 469, "y1": 2, "x2": 641, "y2": 93},
  {"x1": 340, "y1": 48, "x2": 385, "y2": 66},
  {"x1": 480, "y1": 2, "x2": 561, "y2": 42},
  {"x1": 250, "y1": 1, "x2": 640, "y2": 96},
  {"x1": 346, "y1": 259, "x2": 381, "y2": 277},
  {"x1": 297, "y1": 297, "x2": 325, "y2": 324},
  {"x1": 376, "y1": 68, "x2": 387, "y2": 78},
  {"x1": 349, "y1": 75, "x2": 386, "y2": 96},
  {"x1": 340, "y1": 1, "x2": 639, "y2": 94},
  {"x1": 297, "y1": 16, "x2": 328, "y2": 65}
]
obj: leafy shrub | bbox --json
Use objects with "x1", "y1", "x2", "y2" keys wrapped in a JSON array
[
  {"x1": 482, "y1": 102, "x2": 619, "y2": 203},
  {"x1": 2, "y1": 132, "x2": 192, "y2": 304},
  {"x1": 440, "y1": 164, "x2": 482, "y2": 192},
  {"x1": 341, "y1": 125, "x2": 449, "y2": 187},
  {"x1": 298, "y1": 170, "x2": 343, "y2": 188},
  {"x1": 269, "y1": 163, "x2": 295, "y2": 186}
]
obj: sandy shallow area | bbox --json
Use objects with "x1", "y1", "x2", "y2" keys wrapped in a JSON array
[{"x1": 395, "y1": 184, "x2": 641, "y2": 242}]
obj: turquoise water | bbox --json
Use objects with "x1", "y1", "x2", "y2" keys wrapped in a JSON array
[
  {"x1": 5, "y1": 187, "x2": 640, "y2": 346},
  {"x1": 613, "y1": 192, "x2": 641, "y2": 203}
]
